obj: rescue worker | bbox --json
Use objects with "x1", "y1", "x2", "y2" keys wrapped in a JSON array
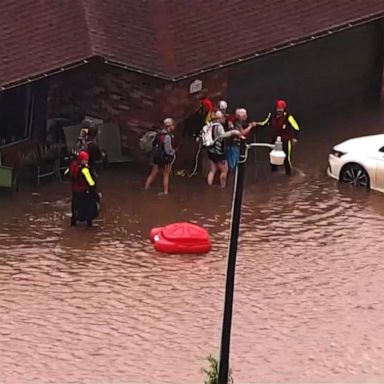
[
  {"x1": 183, "y1": 97, "x2": 213, "y2": 138},
  {"x1": 144, "y1": 118, "x2": 176, "y2": 195},
  {"x1": 201, "y1": 97, "x2": 214, "y2": 124},
  {"x1": 206, "y1": 110, "x2": 244, "y2": 188},
  {"x1": 65, "y1": 151, "x2": 100, "y2": 227},
  {"x1": 257, "y1": 100, "x2": 300, "y2": 175}
]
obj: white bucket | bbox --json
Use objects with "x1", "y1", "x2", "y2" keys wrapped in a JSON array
[{"x1": 269, "y1": 149, "x2": 286, "y2": 166}]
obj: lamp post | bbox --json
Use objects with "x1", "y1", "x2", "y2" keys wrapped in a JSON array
[{"x1": 217, "y1": 136, "x2": 286, "y2": 384}]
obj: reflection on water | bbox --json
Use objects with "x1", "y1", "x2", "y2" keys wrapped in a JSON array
[{"x1": 1, "y1": 108, "x2": 384, "y2": 383}]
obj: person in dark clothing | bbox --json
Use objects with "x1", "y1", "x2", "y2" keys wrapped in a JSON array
[
  {"x1": 85, "y1": 130, "x2": 102, "y2": 176},
  {"x1": 73, "y1": 128, "x2": 88, "y2": 155},
  {"x1": 144, "y1": 118, "x2": 176, "y2": 195},
  {"x1": 257, "y1": 100, "x2": 300, "y2": 175},
  {"x1": 183, "y1": 97, "x2": 214, "y2": 138},
  {"x1": 65, "y1": 151, "x2": 100, "y2": 227}
]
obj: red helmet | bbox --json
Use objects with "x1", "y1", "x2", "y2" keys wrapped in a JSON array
[
  {"x1": 275, "y1": 99, "x2": 287, "y2": 110},
  {"x1": 77, "y1": 151, "x2": 89, "y2": 162},
  {"x1": 201, "y1": 98, "x2": 213, "y2": 112}
]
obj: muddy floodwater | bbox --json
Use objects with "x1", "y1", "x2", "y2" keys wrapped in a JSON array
[{"x1": 1, "y1": 108, "x2": 384, "y2": 383}]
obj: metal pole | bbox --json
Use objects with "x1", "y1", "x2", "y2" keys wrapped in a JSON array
[{"x1": 218, "y1": 139, "x2": 247, "y2": 384}]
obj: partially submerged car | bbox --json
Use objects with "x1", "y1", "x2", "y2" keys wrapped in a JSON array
[{"x1": 327, "y1": 134, "x2": 384, "y2": 193}]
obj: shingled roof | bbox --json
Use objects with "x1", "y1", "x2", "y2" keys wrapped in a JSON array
[
  {"x1": 1, "y1": 0, "x2": 384, "y2": 88},
  {"x1": 0, "y1": 0, "x2": 92, "y2": 89}
]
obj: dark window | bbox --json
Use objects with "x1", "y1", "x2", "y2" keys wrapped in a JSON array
[
  {"x1": 0, "y1": 85, "x2": 33, "y2": 147},
  {"x1": 379, "y1": 146, "x2": 384, "y2": 152}
]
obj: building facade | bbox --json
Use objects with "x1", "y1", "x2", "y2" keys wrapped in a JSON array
[{"x1": 1, "y1": 1, "x2": 384, "y2": 168}]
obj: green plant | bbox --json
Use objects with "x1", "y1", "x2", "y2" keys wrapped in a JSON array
[{"x1": 202, "y1": 355, "x2": 233, "y2": 384}]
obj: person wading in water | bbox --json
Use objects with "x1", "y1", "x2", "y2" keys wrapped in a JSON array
[
  {"x1": 65, "y1": 151, "x2": 100, "y2": 226},
  {"x1": 144, "y1": 118, "x2": 176, "y2": 195}
]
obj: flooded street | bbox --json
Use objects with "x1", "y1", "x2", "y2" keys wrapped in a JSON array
[{"x1": 1, "y1": 108, "x2": 384, "y2": 383}]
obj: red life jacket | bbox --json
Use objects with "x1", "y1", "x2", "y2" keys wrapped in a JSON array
[
  {"x1": 223, "y1": 114, "x2": 235, "y2": 132},
  {"x1": 69, "y1": 162, "x2": 89, "y2": 192},
  {"x1": 270, "y1": 112, "x2": 295, "y2": 141},
  {"x1": 226, "y1": 114, "x2": 235, "y2": 123}
]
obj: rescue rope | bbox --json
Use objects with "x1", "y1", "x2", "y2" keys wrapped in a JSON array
[
  {"x1": 188, "y1": 141, "x2": 202, "y2": 177},
  {"x1": 169, "y1": 153, "x2": 177, "y2": 173}
]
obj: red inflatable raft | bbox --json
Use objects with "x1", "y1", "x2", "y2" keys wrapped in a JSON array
[{"x1": 149, "y1": 222, "x2": 211, "y2": 254}]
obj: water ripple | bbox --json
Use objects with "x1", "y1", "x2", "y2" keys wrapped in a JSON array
[{"x1": 1, "y1": 129, "x2": 384, "y2": 383}]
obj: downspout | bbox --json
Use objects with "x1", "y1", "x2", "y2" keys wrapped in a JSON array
[{"x1": 377, "y1": 18, "x2": 384, "y2": 105}]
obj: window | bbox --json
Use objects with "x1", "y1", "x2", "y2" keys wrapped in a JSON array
[
  {"x1": 379, "y1": 146, "x2": 384, "y2": 152},
  {"x1": 0, "y1": 85, "x2": 33, "y2": 147}
]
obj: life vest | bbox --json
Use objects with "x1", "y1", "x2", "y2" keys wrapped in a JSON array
[
  {"x1": 270, "y1": 112, "x2": 295, "y2": 141},
  {"x1": 222, "y1": 114, "x2": 235, "y2": 131},
  {"x1": 69, "y1": 162, "x2": 94, "y2": 192}
]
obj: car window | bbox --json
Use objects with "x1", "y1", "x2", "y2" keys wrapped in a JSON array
[{"x1": 380, "y1": 146, "x2": 384, "y2": 152}]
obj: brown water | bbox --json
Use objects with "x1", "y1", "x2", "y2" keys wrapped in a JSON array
[{"x1": 1, "y1": 108, "x2": 384, "y2": 383}]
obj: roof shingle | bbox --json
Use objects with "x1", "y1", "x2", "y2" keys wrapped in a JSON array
[
  {"x1": 1, "y1": 0, "x2": 384, "y2": 88},
  {"x1": 164, "y1": 0, "x2": 384, "y2": 77},
  {"x1": 0, "y1": 0, "x2": 92, "y2": 88}
]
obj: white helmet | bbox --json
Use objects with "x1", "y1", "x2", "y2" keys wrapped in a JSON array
[{"x1": 218, "y1": 100, "x2": 228, "y2": 112}]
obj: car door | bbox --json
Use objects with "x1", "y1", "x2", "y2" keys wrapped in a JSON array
[{"x1": 375, "y1": 146, "x2": 384, "y2": 189}]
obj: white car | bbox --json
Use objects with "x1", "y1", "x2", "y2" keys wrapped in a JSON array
[{"x1": 327, "y1": 134, "x2": 384, "y2": 193}]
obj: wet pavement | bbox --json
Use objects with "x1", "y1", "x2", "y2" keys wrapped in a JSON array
[{"x1": 1, "y1": 107, "x2": 384, "y2": 383}]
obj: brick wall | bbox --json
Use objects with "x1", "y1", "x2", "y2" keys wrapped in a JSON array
[
  {"x1": 161, "y1": 69, "x2": 228, "y2": 166},
  {"x1": 46, "y1": 62, "x2": 229, "y2": 165}
]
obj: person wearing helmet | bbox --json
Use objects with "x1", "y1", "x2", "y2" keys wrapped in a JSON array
[
  {"x1": 257, "y1": 100, "x2": 300, "y2": 175},
  {"x1": 183, "y1": 97, "x2": 213, "y2": 138},
  {"x1": 201, "y1": 98, "x2": 214, "y2": 123},
  {"x1": 65, "y1": 151, "x2": 100, "y2": 226},
  {"x1": 218, "y1": 100, "x2": 228, "y2": 114},
  {"x1": 217, "y1": 100, "x2": 235, "y2": 131}
]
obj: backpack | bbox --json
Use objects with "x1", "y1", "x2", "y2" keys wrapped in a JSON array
[
  {"x1": 152, "y1": 131, "x2": 169, "y2": 164},
  {"x1": 139, "y1": 130, "x2": 158, "y2": 153},
  {"x1": 201, "y1": 122, "x2": 219, "y2": 147}
]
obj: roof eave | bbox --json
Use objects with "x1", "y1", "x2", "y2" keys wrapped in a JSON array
[
  {"x1": 0, "y1": 57, "x2": 95, "y2": 92},
  {"x1": 172, "y1": 12, "x2": 384, "y2": 81}
]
